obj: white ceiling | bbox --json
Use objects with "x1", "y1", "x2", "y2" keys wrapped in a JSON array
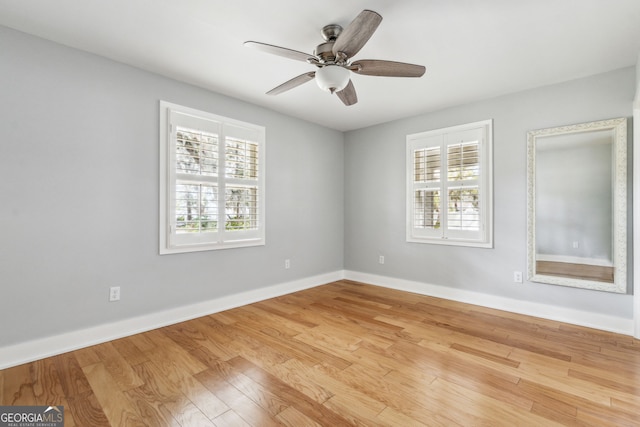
[{"x1": 1, "y1": 0, "x2": 639, "y2": 131}]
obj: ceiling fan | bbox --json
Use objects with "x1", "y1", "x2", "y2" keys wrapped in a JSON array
[{"x1": 244, "y1": 9, "x2": 426, "y2": 106}]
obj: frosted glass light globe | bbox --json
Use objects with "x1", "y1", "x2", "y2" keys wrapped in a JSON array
[{"x1": 315, "y1": 65, "x2": 350, "y2": 93}]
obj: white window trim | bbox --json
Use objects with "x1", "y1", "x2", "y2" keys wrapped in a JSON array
[
  {"x1": 159, "y1": 101, "x2": 265, "y2": 254},
  {"x1": 406, "y1": 119, "x2": 493, "y2": 248}
]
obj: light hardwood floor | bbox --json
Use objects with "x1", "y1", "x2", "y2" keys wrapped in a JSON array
[{"x1": 1, "y1": 280, "x2": 639, "y2": 426}]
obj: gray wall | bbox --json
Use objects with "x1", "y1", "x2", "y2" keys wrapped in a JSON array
[
  {"x1": 0, "y1": 26, "x2": 344, "y2": 347},
  {"x1": 344, "y1": 67, "x2": 635, "y2": 318}
]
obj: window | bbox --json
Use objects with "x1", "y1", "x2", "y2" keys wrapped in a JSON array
[
  {"x1": 160, "y1": 101, "x2": 265, "y2": 254},
  {"x1": 407, "y1": 120, "x2": 492, "y2": 247}
]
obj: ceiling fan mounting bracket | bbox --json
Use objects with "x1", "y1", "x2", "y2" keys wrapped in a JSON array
[{"x1": 320, "y1": 24, "x2": 343, "y2": 41}]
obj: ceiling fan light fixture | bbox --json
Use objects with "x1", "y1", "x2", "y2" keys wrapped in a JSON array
[
  {"x1": 245, "y1": 10, "x2": 425, "y2": 106},
  {"x1": 315, "y1": 65, "x2": 350, "y2": 93}
]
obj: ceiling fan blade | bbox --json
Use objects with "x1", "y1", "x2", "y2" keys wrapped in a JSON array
[
  {"x1": 244, "y1": 41, "x2": 317, "y2": 63},
  {"x1": 332, "y1": 10, "x2": 382, "y2": 59},
  {"x1": 351, "y1": 60, "x2": 426, "y2": 77},
  {"x1": 336, "y1": 80, "x2": 358, "y2": 106},
  {"x1": 266, "y1": 72, "x2": 316, "y2": 95}
]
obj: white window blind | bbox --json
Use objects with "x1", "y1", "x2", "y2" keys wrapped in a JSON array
[
  {"x1": 160, "y1": 101, "x2": 265, "y2": 254},
  {"x1": 407, "y1": 120, "x2": 492, "y2": 247}
]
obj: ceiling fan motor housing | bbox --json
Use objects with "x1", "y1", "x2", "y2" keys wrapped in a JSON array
[{"x1": 315, "y1": 41, "x2": 336, "y2": 62}]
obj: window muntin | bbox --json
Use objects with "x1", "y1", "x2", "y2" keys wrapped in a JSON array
[
  {"x1": 160, "y1": 101, "x2": 265, "y2": 254},
  {"x1": 407, "y1": 120, "x2": 492, "y2": 247}
]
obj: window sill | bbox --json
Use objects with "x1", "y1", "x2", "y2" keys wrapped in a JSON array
[
  {"x1": 406, "y1": 236, "x2": 493, "y2": 249},
  {"x1": 160, "y1": 238, "x2": 265, "y2": 255}
]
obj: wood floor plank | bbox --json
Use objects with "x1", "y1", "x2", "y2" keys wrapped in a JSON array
[
  {"x1": 131, "y1": 357, "x2": 221, "y2": 423},
  {"x1": 82, "y1": 362, "x2": 147, "y2": 427},
  {"x1": 223, "y1": 306, "x2": 302, "y2": 338},
  {"x1": 307, "y1": 301, "x2": 400, "y2": 349},
  {"x1": 73, "y1": 346, "x2": 102, "y2": 368},
  {"x1": 212, "y1": 409, "x2": 252, "y2": 427},
  {"x1": 52, "y1": 352, "x2": 93, "y2": 398},
  {"x1": 31, "y1": 358, "x2": 78, "y2": 426},
  {"x1": 250, "y1": 301, "x2": 319, "y2": 329},
  {"x1": 31, "y1": 359, "x2": 64, "y2": 405},
  {"x1": 65, "y1": 392, "x2": 111, "y2": 427},
  {"x1": 568, "y1": 368, "x2": 640, "y2": 395},
  {"x1": 189, "y1": 317, "x2": 239, "y2": 361},
  {"x1": 321, "y1": 393, "x2": 385, "y2": 426},
  {"x1": 204, "y1": 318, "x2": 293, "y2": 366},
  {"x1": 195, "y1": 368, "x2": 281, "y2": 427},
  {"x1": 610, "y1": 396, "x2": 640, "y2": 414},
  {"x1": 1, "y1": 363, "x2": 37, "y2": 406},
  {"x1": 326, "y1": 362, "x2": 454, "y2": 426},
  {"x1": 212, "y1": 311, "x2": 341, "y2": 369},
  {"x1": 449, "y1": 343, "x2": 521, "y2": 368},
  {"x1": 180, "y1": 374, "x2": 230, "y2": 421},
  {"x1": 293, "y1": 327, "x2": 361, "y2": 355},
  {"x1": 123, "y1": 331, "x2": 158, "y2": 354},
  {"x1": 420, "y1": 313, "x2": 574, "y2": 362},
  {"x1": 162, "y1": 322, "x2": 209, "y2": 353},
  {"x1": 163, "y1": 397, "x2": 216, "y2": 427},
  {"x1": 128, "y1": 360, "x2": 211, "y2": 426},
  {"x1": 1, "y1": 280, "x2": 639, "y2": 426},
  {"x1": 192, "y1": 354, "x2": 289, "y2": 418},
  {"x1": 144, "y1": 329, "x2": 209, "y2": 376},
  {"x1": 576, "y1": 405, "x2": 640, "y2": 427},
  {"x1": 517, "y1": 378, "x2": 636, "y2": 426},
  {"x1": 431, "y1": 377, "x2": 565, "y2": 427},
  {"x1": 274, "y1": 359, "x2": 387, "y2": 417},
  {"x1": 508, "y1": 347, "x2": 639, "y2": 407},
  {"x1": 261, "y1": 359, "x2": 334, "y2": 404},
  {"x1": 381, "y1": 343, "x2": 535, "y2": 412},
  {"x1": 375, "y1": 405, "x2": 429, "y2": 427},
  {"x1": 123, "y1": 385, "x2": 180, "y2": 427},
  {"x1": 275, "y1": 406, "x2": 323, "y2": 427},
  {"x1": 228, "y1": 357, "x2": 345, "y2": 424},
  {"x1": 92, "y1": 342, "x2": 144, "y2": 392},
  {"x1": 111, "y1": 336, "x2": 150, "y2": 367}
]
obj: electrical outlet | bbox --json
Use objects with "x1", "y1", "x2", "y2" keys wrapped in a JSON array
[
  {"x1": 572, "y1": 241, "x2": 579, "y2": 249},
  {"x1": 379, "y1": 255, "x2": 385, "y2": 264},
  {"x1": 513, "y1": 271, "x2": 523, "y2": 283},
  {"x1": 109, "y1": 286, "x2": 121, "y2": 302},
  {"x1": 285, "y1": 259, "x2": 290, "y2": 269}
]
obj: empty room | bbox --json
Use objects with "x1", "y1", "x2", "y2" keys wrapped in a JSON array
[{"x1": 1, "y1": 1, "x2": 640, "y2": 426}]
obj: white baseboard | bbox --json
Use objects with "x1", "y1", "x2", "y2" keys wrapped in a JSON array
[
  {"x1": 344, "y1": 270, "x2": 634, "y2": 336},
  {"x1": 0, "y1": 270, "x2": 344, "y2": 370},
  {"x1": 1, "y1": 269, "x2": 633, "y2": 370}
]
